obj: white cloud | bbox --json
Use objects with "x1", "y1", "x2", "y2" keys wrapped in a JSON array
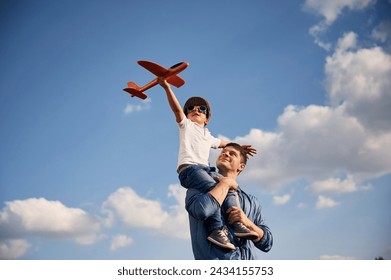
[
  {"x1": 303, "y1": 0, "x2": 375, "y2": 24},
  {"x1": 309, "y1": 21, "x2": 332, "y2": 51},
  {"x1": 372, "y1": 22, "x2": 390, "y2": 43},
  {"x1": 0, "y1": 239, "x2": 31, "y2": 260},
  {"x1": 272, "y1": 194, "x2": 291, "y2": 206},
  {"x1": 0, "y1": 198, "x2": 101, "y2": 245},
  {"x1": 0, "y1": 198, "x2": 102, "y2": 258},
  {"x1": 303, "y1": 0, "x2": 376, "y2": 50},
  {"x1": 102, "y1": 185, "x2": 190, "y2": 239},
  {"x1": 222, "y1": 32, "x2": 391, "y2": 197},
  {"x1": 102, "y1": 187, "x2": 169, "y2": 229},
  {"x1": 123, "y1": 99, "x2": 151, "y2": 115},
  {"x1": 235, "y1": 105, "x2": 384, "y2": 190},
  {"x1": 308, "y1": 176, "x2": 372, "y2": 194},
  {"x1": 161, "y1": 184, "x2": 190, "y2": 239},
  {"x1": 0, "y1": 185, "x2": 189, "y2": 259},
  {"x1": 371, "y1": 20, "x2": 391, "y2": 52},
  {"x1": 325, "y1": 32, "x2": 391, "y2": 132},
  {"x1": 316, "y1": 195, "x2": 340, "y2": 209},
  {"x1": 110, "y1": 234, "x2": 133, "y2": 251},
  {"x1": 297, "y1": 203, "x2": 307, "y2": 209}
]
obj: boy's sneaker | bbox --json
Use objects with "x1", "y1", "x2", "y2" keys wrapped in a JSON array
[
  {"x1": 232, "y1": 222, "x2": 259, "y2": 239},
  {"x1": 207, "y1": 227, "x2": 235, "y2": 250}
]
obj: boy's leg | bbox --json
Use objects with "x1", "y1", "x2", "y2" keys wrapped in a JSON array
[
  {"x1": 223, "y1": 190, "x2": 259, "y2": 240},
  {"x1": 205, "y1": 207, "x2": 224, "y2": 232},
  {"x1": 223, "y1": 189, "x2": 240, "y2": 209},
  {"x1": 179, "y1": 165, "x2": 218, "y2": 193},
  {"x1": 179, "y1": 165, "x2": 234, "y2": 250},
  {"x1": 206, "y1": 211, "x2": 235, "y2": 250}
]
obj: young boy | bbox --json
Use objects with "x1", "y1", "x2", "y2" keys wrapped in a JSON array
[{"x1": 158, "y1": 77, "x2": 259, "y2": 250}]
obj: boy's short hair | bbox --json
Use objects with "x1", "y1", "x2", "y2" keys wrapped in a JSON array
[
  {"x1": 183, "y1": 96, "x2": 211, "y2": 119},
  {"x1": 225, "y1": 142, "x2": 248, "y2": 165}
]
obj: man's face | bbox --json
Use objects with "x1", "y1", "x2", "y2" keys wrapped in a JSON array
[{"x1": 217, "y1": 146, "x2": 245, "y2": 174}]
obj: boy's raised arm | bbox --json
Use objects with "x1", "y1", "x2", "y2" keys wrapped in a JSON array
[
  {"x1": 158, "y1": 77, "x2": 185, "y2": 123},
  {"x1": 218, "y1": 140, "x2": 257, "y2": 157},
  {"x1": 242, "y1": 145, "x2": 257, "y2": 157}
]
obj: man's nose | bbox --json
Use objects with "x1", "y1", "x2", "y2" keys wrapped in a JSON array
[{"x1": 222, "y1": 152, "x2": 229, "y2": 157}]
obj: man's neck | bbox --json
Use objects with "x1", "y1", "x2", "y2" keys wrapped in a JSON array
[{"x1": 219, "y1": 168, "x2": 238, "y2": 179}]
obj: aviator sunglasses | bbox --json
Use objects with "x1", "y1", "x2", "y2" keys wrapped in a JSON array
[{"x1": 187, "y1": 105, "x2": 207, "y2": 114}]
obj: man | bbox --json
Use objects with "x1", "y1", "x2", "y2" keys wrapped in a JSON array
[{"x1": 184, "y1": 143, "x2": 273, "y2": 260}]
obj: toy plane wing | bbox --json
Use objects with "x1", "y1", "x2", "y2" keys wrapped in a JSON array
[
  {"x1": 138, "y1": 60, "x2": 185, "y2": 87},
  {"x1": 166, "y1": 74, "x2": 185, "y2": 87},
  {"x1": 138, "y1": 60, "x2": 167, "y2": 76}
]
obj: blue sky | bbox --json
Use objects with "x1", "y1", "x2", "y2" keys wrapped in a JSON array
[{"x1": 1, "y1": 0, "x2": 390, "y2": 260}]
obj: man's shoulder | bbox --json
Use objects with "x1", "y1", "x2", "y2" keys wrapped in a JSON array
[{"x1": 239, "y1": 189, "x2": 261, "y2": 206}]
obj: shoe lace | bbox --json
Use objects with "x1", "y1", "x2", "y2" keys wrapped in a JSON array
[{"x1": 218, "y1": 227, "x2": 230, "y2": 241}]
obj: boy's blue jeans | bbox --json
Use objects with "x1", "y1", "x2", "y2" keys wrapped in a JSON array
[{"x1": 178, "y1": 165, "x2": 238, "y2": 232}]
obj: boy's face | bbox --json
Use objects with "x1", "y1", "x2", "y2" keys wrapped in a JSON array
[{"x1": 187, "y1": 105, "x2": 209, "y2": 126}]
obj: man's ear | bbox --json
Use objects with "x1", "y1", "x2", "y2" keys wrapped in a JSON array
[
  {"x1": 204, "y1": 118, "x2": 210, "y2": 126},
  {"x1": 238, "y1": 162, "x2": 246, "y2": 173}
]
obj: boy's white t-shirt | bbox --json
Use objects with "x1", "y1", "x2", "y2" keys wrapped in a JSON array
[{"x1": 177, "y1": 117, "x2": 221, "y2": 169}]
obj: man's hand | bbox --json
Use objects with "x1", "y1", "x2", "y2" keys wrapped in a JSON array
[
  {"x1": 209, "y1": 176, "x2": 239, "y2": 206},
  {"x1": 226, "y1": 206, "x2": 250, "y2": 225},
  {"x1": 227, "y1": 206, "x2": 264, "y2": 243},
  {"x1": 214, "y1": 176, "x2": 238, "y2": 191}
]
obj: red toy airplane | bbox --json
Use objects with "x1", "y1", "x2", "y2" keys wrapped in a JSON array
[{"x1": 123, "y1": 60, "x2": 189, "y2": 100}]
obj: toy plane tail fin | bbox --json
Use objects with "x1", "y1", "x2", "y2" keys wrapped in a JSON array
[{"x1": 123, "y1": 82, "x2": 147, "y2": 100}]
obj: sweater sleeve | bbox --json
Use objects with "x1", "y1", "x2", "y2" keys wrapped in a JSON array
[
  {"x1": 248, "y1": 194, "x2": 273, "y2": 252},
  {"x1": 254, "y1": 224, "x2": 273, "y2": 252}
]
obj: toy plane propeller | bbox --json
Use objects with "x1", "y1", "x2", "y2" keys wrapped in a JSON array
[{"x1": 123, "y1": 60, "x2": 189, "y2": 100}]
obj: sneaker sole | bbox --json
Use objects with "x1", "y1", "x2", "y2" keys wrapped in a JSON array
[
  {"x1": 234, "y1": 232, "x2": 259, "y2": 239},
  {"x1": 207, "y1": 237, "x2": 235, "y2": 250}
]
